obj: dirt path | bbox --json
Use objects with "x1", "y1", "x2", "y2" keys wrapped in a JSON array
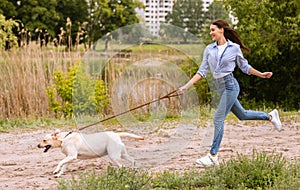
[{"x1": 0, "y1": 119, "x2": 299, "y2": 190}]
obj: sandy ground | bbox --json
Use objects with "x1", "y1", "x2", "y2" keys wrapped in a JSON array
[{"x1": 0, "y1": 118, "x2": 299, "y2": 190}]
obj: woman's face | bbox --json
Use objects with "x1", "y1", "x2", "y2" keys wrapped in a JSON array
[{"x1": 210, "y1": 24, "x2": 224, "y2": 41}]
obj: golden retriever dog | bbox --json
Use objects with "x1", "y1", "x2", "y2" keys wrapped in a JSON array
[{"x1": 37, "y1": 129, "x2": 144, "y2": 177}]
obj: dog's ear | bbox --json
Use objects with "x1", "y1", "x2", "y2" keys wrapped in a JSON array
[{"x1": 52, "y1": 129, "x2": 60, "y2": 137}]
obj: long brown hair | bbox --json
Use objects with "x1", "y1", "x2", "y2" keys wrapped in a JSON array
[{"x1": 212, "y1": 20, "x2": 250, "y2": 53}]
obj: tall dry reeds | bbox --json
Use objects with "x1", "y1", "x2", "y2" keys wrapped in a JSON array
[
  {"x1": 0, "y1": 43, "x2": 199, "y2": 120},
  {"x1": 0, "y1": 44, "x2": 82, "y2": 119},
  {"x1": 106, "y1": 46, "x2": 199, "y2": 120}
]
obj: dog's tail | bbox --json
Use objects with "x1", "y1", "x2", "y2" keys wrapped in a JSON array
[{"x1": 118, "y1": 132, "x2": 144, "y2": 140}]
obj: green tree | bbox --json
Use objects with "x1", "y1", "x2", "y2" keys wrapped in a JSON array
[
  {"x1": 0, "y1": 0, "x2": 17, "y2": 19},
  {"x1": 1, "y1": 0, "x2": 143, "y2": 48},
  {"x1": 204, "y1": 0, "x2": 231, "y2": 22},
  {"x1": 200, "y1": 0, "x2": 232, "y2": 44},
  {"x1": 0, "y1": 14, "x2": 19, "y2": 49},
  {"x1": 11, "y1": 0, "x2": 60, "y2": 36},
  {"x1": 87, "y1": 0, "x2": 143, "y2": 47},
  {"x1": 165, "y1": 0, "x2": 205, "y2": 37},
  {"x1": 56, "y1": 0, "x2": 89, "y2": 45},
  {"x1": 224, "y1": 0, "x2": 300, "y2": 110}
]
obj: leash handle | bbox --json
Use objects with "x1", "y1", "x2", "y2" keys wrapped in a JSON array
[{"x1": 78, "y1": 90, "x2": 179, "y2": 131}]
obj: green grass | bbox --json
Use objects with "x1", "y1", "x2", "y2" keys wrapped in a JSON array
[
  {"x1": 95, "y1": 42, "x2": 204, "y2": 55},
  {"x1": 57, "y1": 167, "x2": 152, "y2": 190},
  {"x1": 1, "y1": 108, "x2": 299, "y2": 132},
  {"x1": 56, "y1": 151, "x2": 299, "y2": 190},
  {"x1": 0, "y1": 117, "x2": 76, "y2": 132}
]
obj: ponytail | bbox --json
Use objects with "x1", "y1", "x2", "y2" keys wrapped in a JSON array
[{"x1": 212, "y1": 20, "x2": 250, "y2": 53}]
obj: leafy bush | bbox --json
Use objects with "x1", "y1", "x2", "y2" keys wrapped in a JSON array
[
  {"x1": 0, "y1": 14, "x2": 19, "y2": 49},
  {"x1": 152, "y1": 169, "x2": 205, "y2": 189},
  {"x1": 199, "y1": 150, "x2": 295, "y2": 189},
  {"x1": 47, "y1": 62, "x2": 110, "y2": 118},
  {"x1": 57, "y1": 167, "x2": 152, "y2": 190},
  {"x1": 56, "y1": 151, "x2": 299, "y2": 190}
]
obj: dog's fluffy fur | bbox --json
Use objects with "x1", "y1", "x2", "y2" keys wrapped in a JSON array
[{"x1": 37, "y1": 129, "x2": 143, "y2": 177}]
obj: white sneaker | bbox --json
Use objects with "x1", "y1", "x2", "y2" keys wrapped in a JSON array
[
  {"x1": 269, "y1": 109, "x2": 282, "y2": 131},
  {"x1": 196, "y1": 154, "x2": 219, "y2": 167}
]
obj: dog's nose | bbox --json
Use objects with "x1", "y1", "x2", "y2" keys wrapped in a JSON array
[{"x1": 37, "y1": 144, "x2": 41, "y2": 148}]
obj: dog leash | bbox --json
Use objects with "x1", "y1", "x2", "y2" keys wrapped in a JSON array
[{"x1": 78, "y1": 90, "x2": 180, "y2": 131}]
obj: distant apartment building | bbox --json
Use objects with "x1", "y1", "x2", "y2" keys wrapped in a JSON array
[
  {"x1": 137, "y1": 0, "x2": 235, "y2": 36},
  {"x1": 136, "y1": 0, "x2": 174, "y2": 36},
  {"x1": 202, "y1": 0, "x2": 214, "y2": 12}
]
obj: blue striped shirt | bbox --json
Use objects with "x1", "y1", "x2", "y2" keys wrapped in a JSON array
[{"x1": 197, "y1": 40, "x2": 252, "y2": 79}]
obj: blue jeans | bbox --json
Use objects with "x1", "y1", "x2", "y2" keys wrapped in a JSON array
[{"x1": 210, "y1": 74, "x2": 270, "y2": 155}]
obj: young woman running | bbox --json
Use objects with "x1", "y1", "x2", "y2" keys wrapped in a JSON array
[{"x1": 178, "y1": 20, "x2": 282, "y2": 166}]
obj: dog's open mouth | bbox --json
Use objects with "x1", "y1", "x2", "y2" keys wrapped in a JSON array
[{"x1": 44, "y1": 145, "x2": 51, "y2": 153}]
